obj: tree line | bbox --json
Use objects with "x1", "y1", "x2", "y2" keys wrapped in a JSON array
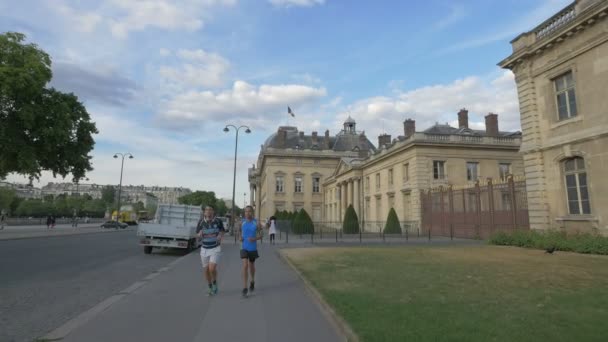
[{"x1": 177, "y1": 191, "x2": 239, "y2": 217}]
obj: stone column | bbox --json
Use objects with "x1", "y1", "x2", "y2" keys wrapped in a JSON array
[
  {"x1": 342, "y1": 182, "x2": 348, "y2": 221},
  {"x1": 250, "y1": 185, "x2": 254, "y2": 208},
  {"x1": 348, "y1": 180, "x2": 354, "y2": 208},
  {"x1": 353, "y1": 178, "x2": 360, "y2": 217},
  {"x1": 337, "y1": 184, "x2": 342, "y2": 221}
]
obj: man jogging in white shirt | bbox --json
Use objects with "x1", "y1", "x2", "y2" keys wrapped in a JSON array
[{"x1": 197, "y1": 205, "x2": 225, "y2": 296}]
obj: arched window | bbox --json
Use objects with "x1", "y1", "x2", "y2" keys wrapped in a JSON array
[{"x1": 563, "y1": 157, "x2": 590, "y2": 215}]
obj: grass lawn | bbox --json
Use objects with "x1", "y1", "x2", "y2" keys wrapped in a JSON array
[{"x1": 284, "y1": 245, "x2": 608, "y2": 342}]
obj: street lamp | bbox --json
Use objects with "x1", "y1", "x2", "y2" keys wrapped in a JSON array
[
  {"x1": 114, "y1": 153, "x2": 134, "y2": 225},
  {"x1": 243, "y1": 192, "x2": 247, "y2": 207},
  {"x1": 223, "y1": 124, "x2": 251, "y2": 233}
]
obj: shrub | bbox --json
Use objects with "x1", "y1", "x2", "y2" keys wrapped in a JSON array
[
  {"x1": 489, "y1": 229, "x2": 608, "y2": 255},
  {"x1": 342, "y1": 204, "x2": 360, "y2": 234},
  {"x1": 292, "y1": 209, "x2": 314, "y2": 234},
  {"x1": 384, "y1": 208, "x2": 401, "y2": 234}
]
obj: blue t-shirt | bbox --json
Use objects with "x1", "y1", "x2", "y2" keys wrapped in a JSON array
[{"x1": 241, "y1": 219, "x2": 258, "y2": 251}]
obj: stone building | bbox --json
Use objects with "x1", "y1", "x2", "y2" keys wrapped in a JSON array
[
  {"x1": 499, "y1": 0, "x2": 608, "y2": 233},
  {"x1": 323, "y1": 110, "x2": 524, "y2": 230},
  {"x1": 248, "y1": 118, "x2": 376, "y2": 221}
]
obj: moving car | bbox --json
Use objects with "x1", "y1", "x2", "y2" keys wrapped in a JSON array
[{"x1": 101, "y1": 220, "x2": 128, "y2": 229}]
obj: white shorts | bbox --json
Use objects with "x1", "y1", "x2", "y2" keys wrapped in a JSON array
[{"x1": 200, "y1": 246, "x2": 221, "y2": 268}]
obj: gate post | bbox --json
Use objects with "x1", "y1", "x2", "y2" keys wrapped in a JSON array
[
  {"x1": 488, "y1": 178, "x2": 495, "y2": 237},
  {"x1": 449, "y1": 185, "x2": 455, "y2": 240},
  {"x1": 439, "y1": 186, "x2": 445, "y2": 237},
  {"x1": 428, "y1": 189, "x2": 433, "y2": 241},
  {"x1": 508, "y1": 175, "x2": 518, "y2": 231},
  {"x1": 475, "y1": 181, "x2": 482, "y2": 239}
]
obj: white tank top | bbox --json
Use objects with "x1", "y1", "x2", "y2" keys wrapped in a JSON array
[{"x1": 269, "y1": 220, "x2": 277, "y2": 234}]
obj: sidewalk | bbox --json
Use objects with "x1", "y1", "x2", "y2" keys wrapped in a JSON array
[
  {"x1": 0, "y1": 223, "x2": 132, "y2": 240},
  {"x1": 52, "y1": 243, "x2": 343, "y2": 342}
]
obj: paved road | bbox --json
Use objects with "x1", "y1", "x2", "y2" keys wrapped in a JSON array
[
  {"x1": 0, "y1": 223, "x2": 110, "y2": 240},
  {"x1": 0, "y1": 230, "x2": 184, "y2": 342},
  {"x1": 60, "y1": 243, "x2": 342, "y2": 342}
]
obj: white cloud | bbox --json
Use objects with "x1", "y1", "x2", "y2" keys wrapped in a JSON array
[
  {"x1": 159, "y1": 48, "x2": 230, "y2": 88},
  {"x1": 159, "y1": 48, "x2": 171, "y2": 57},
  {"x1": 269, "y1": 0, "x2": 325, "y2": 8},
  {"x1": 335, "y1": 70, "x2": 520, "y2": 139},
  {"x1": 53, "y1": 1, "x2": 103, "y2": 33},
  {"x1": 159, "y1": 80, "x2": 327, "y2": 128}
]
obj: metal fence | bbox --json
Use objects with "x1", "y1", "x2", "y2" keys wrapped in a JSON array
[
  {"x1": 3, "y1": 217, "x2": 106, "y2": 226},
  {"x1": 420, "y1": 176, "x2": 529, "y2": 239},
  {"x1": 253, "y1": 220, "x2": 423, "y2": 244}
]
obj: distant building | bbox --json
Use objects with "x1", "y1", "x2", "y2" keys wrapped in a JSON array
[
  {"x1": 0, "y1": 181, "x2": 42, "y2": 199},
  {"x1": 40, "y1": 183, "x2": 191, "y2": 205}
]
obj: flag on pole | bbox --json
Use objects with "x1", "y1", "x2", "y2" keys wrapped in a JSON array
[{"x1": 288, "y1": 106, "x2": 295, "y2": 118}]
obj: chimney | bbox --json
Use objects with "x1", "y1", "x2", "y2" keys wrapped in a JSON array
[
  {"x1": 378, "y1": 134, "x2": 391, "y2": 148},
  {"x1": 324, "y1": 130, "x2": 330, "y2": 148},
  {"x1": 403, "y1": 119, "x2": 416, "y2": 138},
  {"x1": 311, "y1": 131, "x2": 318, "y2": 145},
  {"x1": 277, "y1": 127, "x2": 287, "y2": 147},
  {"x1": 458, "y1": 108, "x2": 469, "y2": 128},
  {"x1": 485, "y1": 113, "x2": 499, "y2": 137}
]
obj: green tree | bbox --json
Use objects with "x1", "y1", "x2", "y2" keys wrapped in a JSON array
[
  {"x1": 342, "y1": 204, "x2": 360, "y2": 234},
  {"x1": 384, "y1": 207, "x2": 401, "y2": 234},
  {"x1": 0, "y1": 187, "x2": 16, "y2": 213},
  {"x1": 216, "y1": 199, "x2": 228, "y2": 216},
  {"x1": 0, "y1": 32, "x2": 98, "y2": 180},
  {"x1": 293, "y1": 209, "x2": 314, "y2": 234},
  {"x1": 178, "y1": 191, "x2": 217, "y2": 208},
  {"x1": 101, "y1": 186, "x2": 116, "y2": 205},
  {"x1": 82, "y1": 199, "x2": 106, "y2": 218},
  {"x1": 133, "y1": 201, "x2": 145, "y2": 213}
]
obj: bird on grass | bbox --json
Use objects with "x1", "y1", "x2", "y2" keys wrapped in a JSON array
[{"x1": 545, "y1": 246, "x2": 556, "y2": 254}]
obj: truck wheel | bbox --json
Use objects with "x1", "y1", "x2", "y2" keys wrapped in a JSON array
[{"x1": 144, "y1": 246, "x2": 153, "y2": 254}]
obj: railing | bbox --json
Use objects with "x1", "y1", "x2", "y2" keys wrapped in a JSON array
[{"x1": 535, "y1": 3, "x2": 576, "y2": 40}]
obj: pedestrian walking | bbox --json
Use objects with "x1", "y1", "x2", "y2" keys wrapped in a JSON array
[
  {"x1": 72, "y1": 215, "x2": 78, "y2": 228},
  {"x1": 46, "y1": 215, "x2": 52, "y2": 229},
  {"x1": 239, "y1": 205, "x2": 263, "y2": 298},
  {"x1": 268, "y1": 215, "x2": 277, "y2": 245},
  {"x1": 51, "y1": 215, "x2": 56, "y2": 229},
  {"x1": 196, "y1": 205, "x2": 225, "y2": 296},
  {"x1": 0, "y1": 210, "x2": 6, "y2": 230}
]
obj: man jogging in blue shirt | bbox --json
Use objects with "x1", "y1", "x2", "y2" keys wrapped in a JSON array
[
  {"x1": 239, "y1": 205, "x2": 263, "y2": 298},
  {"x1": 197, "y1": 205, "x2": 225, "y2": 296}
]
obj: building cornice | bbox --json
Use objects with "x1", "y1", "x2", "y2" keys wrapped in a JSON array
[{"x1": 499, "y1": 1, "x2": 608, "y2": 69}]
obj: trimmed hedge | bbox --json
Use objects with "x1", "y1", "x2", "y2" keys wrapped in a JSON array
[
  {"x1": 342, "y1": 204, "x2": 360, "y2": 234},
  {"x1": 384, "y1": 208, "x2": 401, "y2": 234},
  {"x1": 489, "y1": 229, "x2": 608, "y2": 255},
  {"x1": 292, "y1": 209, "x2": 314, "y2": 235}
]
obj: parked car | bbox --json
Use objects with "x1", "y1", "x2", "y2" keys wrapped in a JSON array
[{"x1": 101, "y1": 220, "x2": 128, "y2": 229}]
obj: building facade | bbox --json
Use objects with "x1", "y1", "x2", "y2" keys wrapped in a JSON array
[
  {"x1": 41, "y1": 183, "x2": 190, "y2": 205},
  {"x1": 324, "y1": 110, "x2": 524, "y2": 231},
  {"x1": 499, "y1": 0, "x2": 608, "y2": 233},
  {"x1": 248, "y1": 119, "x2": 376, "y2": 221}
]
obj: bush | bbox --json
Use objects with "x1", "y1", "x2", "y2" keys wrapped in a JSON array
[
  {"x1": 292, "y1": 209, "x2": 314, "y2": 234},
  {"x1": 489, "y1": 229, "x2": 608, "y2": 255},
  {"x1": 342, "y1": 204, "x2": 360, "y2": 234},
  {"x1": 384, "y1": 208, "x2": 401, "y2": 234}
]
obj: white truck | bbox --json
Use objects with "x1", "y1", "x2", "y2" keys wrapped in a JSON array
[{"x1": 137, "y1": 204, "x2": 201, "y2": 254}]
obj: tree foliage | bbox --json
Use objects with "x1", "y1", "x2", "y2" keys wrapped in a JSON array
[
  {"x1": 342, "y1": 204, "x2": 360, "y2": 234},
  {"x1": 0, "y1": 187, "x2": 16, "y2": 212},
  {"x1": 101, "y1": 186, "x2": 116, "y2": 205},
  {"x1": 178, "y1": 191, "x2": 233, "y2": 216},
  {"x1": 384, "y1": 207, "x2": 401, "y2": 234},
  {"x1": 0, "y1": 32, "x2": 98, "y2": 180},
  {"x1": 293, "y1": 209, "x2": 314, "y2": 235}
]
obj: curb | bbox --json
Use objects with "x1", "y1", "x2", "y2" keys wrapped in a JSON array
[
  {"x1": 41, "y1": 250, "x2": 194, "y2": 341},
  {"x1": 0, "y1": 227, "x2": 135, "y2": 241},
  {"x1": 277, "y1": 249, "x2": 359, "y2": 342}
]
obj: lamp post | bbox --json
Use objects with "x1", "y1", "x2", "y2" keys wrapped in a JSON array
[
  {"x1": 113, "y1": 153, "x2": 134, "y2": 225},
  {"x1": 223, "y1": 124, "x2": 251, "y2": 233},
  {"x1": 243, "y1": 192, "x2": 247, "y2": 207}
]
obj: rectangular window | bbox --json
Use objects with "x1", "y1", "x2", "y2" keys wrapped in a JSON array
[
  {"x1": 388, "y1": 169, "x2": 394, "y2": 186},
  {"x1": 554, "y1": 71, "x2": 577, "y2": 120},
  {"x1": 312, "y1": 177, "x2": 320, "y2": 193},
  {"x1": 375, "y1": 173, "x2": 381, "y2": 190},
  {"x1": 564, "y1": 157, "x2": 590, "y2": 215},
  {"x1": 388, "y1": 195, "x2": 395, "y2": 209},
  {"x1": 275, "y1": 176, "x2": 284, "y2": 192},
  {"x1": 365, "y1": 176, "x2": 370, "y2": 192},
  {"x1": 296, "y1": 158, "x2": 302, "y2": 164},
  {"x1": 403, "y1": 163, "x2": 409, "y2": 183},
  {"x1": 499, "y1": 163, "x2": 511, "y2": 180},
  {"x1": 294, "y1": 176, "x2": 303, "y2": 193},
  {"x1": 466, "y1": 162, "x2": 479, "y2": 181},
  {"x1": 433, "y1": 161, "x2": 445, "y2": 180},
  {"x1": 314, "y1": 159, "x2": 320, "y2": 165}
]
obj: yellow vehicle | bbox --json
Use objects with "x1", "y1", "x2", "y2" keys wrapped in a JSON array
[{"x1": 111, "y1": 210, "x2": 138, "y2": 225}]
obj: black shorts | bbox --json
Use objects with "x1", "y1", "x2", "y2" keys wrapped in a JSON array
[{"x1": 240, "y1": 249, "x2": 259, "y2": 262}]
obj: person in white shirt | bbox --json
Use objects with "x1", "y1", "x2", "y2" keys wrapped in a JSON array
[{"x1": 268, "y1": 216, "x2": 277, "y2": 245}]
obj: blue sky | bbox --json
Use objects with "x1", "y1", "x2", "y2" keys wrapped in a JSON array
[{"x1": 2, "y1": 0, "x2": 571, "y2": 204}]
